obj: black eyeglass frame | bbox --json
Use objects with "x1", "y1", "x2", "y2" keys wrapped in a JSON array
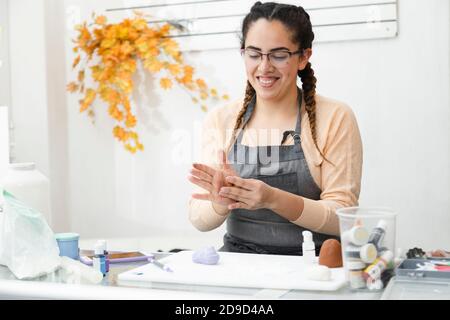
[{"x1": 240, "y1": 48, "x2": 304, "y2": 62}]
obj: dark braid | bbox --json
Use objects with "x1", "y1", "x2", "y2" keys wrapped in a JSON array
[
  {"x1": 233, "y1": 2, "x2": 330, "y2": 163},
  {"x1": 299, "y1": 62, "x2": 329, "y2": 162},
  {"x1": 227, "y1": 81, "x2": 255, "y2": 152}
]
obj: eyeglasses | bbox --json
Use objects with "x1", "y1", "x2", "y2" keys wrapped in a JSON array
[{"x1": 241, "y1": 48, "x2": 303, "y2": 67}]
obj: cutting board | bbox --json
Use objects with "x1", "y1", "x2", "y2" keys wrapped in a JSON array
[{"x1": 118, "y1": 251, "x2": 347, "y2": 291}]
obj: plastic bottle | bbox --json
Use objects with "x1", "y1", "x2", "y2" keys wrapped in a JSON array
[
  {"x1": 363, "y1": 250, "x2": 394, "y2": 280},
  {"x1": 93, "y1": 241, "x2": 107, "y2": 276},
  {"x1": 0, "y1": 162, "x2": 52, "y2": 227},
  {"x1": 302, "y1": 231, "x2": 315, "y2": 264},
  {"x1": 368, "y1": 220, "x2": 387, "y2": 249},
  {"x1": 100, "y1": 240, "x2": 110, "y2": 273}
]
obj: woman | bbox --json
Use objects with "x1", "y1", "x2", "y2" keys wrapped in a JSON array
[{"x1": 188, "y1": 2, "x2": 363, "y2": 255}]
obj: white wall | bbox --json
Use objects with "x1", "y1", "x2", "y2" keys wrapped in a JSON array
[
  {"x1": 6, "y1": 0, "x2": 450, "y2": 252},
  {"x1": 0, "y1": 0, "x2": 11, "y2": 178},
  {"x1": 0, "y1": 106, "x2": 8, "y2": 178},
  {"x1": 0, "y1": 0, "x2": 11, "y2": 107},
  {"x1": 8, "y1": 0, "x2": 50, "y2": 175},
  {"x1": 45, "y1": 0, "x2": 71, "y2": 231},
  {"x1": 311, "y1": 0, "x2": 450, "y2": 251}
]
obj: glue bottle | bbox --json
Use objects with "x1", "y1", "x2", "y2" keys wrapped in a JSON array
[
  {"x1": 302, "y1": 231, "x2": 315, "y2": 264},
  {"x1": 93, "y1": 241, "x2": 107, "y2": 277},
  {"x1": 100, "y1": 240, "x2": 109, "y2": 273}
]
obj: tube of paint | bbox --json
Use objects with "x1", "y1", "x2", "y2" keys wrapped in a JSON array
[
  {"x1": 363, "y1": 250, "x2": 394, "y2": 280},
  {"x1": 341, "y1": 225, "x2": 369, "y2": 246},
  {"x1": 93, "y1": 241, "x2": 106, "y2": 276},
  {"x1": 345, "y1": 243, "x2": 378, "y2": 264},
  {"x1": 347, "y1": 260, "x2": 366, "y2": 289},
  {"x1": 378, "y1": 247, "x2": 395, "y2": 269},
  {"x1": 367, "y1": 220, "x2": 387, "y2": 249}
]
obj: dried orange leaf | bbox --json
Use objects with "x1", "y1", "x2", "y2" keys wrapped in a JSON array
[
  {"x1": 196, "y1": 79, "x2": 207, "y2": 90},
  {"x1": 72, "y1": 55, "x2": 81, "y2": 69},
  {"x1": 167, "y1": 63, "x2": 181, "y2": 76},
  {"x1": 183, "y1": 66, "x2": 194, "y2": 75},
  {"x1": 200, "y1": 91, "x2": 208, "y2": 100},
  {"x1": 80, "y1": 88, "x2": 96, "y2": 112},
  {"x1": 160, "y1": 78, "x2": 172, "y2": 90},
  {"x1": 125, "y1": 114, "x2": 137, "y2": 128},
  {"x1": 108, "y1": 104, "x2": 123, "y2": 121},
  {"x1": 144, "y1": 58, "x2": 164, "y2": 72},
  {"x1": 95, "y1": 15, "x2": 107, "y2": 25},
  {"x1": 78, "y1": 70, "x2": 85, "y2": 82},
  {"x1": 66, "y1": 82, "x2": 79, "y2": 93}
]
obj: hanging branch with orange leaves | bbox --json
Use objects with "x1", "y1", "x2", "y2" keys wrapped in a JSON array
[{"x1": 67, "y1": 13, "x2": 229, "y2": 153}]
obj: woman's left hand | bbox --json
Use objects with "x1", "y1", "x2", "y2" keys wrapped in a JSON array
[{"x1": 219, "y1": 176, "x2": 275, "y2": 210}]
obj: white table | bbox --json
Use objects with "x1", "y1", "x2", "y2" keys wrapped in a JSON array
[{"x1": 0, "y1": 250, "x2": 383, "y2": 300}]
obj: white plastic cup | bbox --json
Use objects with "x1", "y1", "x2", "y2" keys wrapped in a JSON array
[{"x1": 336, "y1": 207, "x2": 397, "y2": 291}]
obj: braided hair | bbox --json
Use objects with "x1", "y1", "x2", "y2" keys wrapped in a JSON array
[{"x1": 229, "y1": 2, "x2": 327, "y2": 162}]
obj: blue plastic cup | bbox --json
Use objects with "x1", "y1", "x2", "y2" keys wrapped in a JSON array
[{"x1": 55, "y1": 233, "x2": 80, "y2": 260}]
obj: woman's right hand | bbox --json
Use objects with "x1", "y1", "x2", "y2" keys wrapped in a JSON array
[{"x1": 188, "y1": 150, "x2": 237, "y2": 211}]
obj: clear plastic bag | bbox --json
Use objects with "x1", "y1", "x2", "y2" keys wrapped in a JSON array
[{"x1": 0, "y1": 190, "x2": 61, "y2": 279}]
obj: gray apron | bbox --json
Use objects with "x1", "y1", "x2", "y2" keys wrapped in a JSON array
[{"x1": 221, "y1": 88, "x2": 338, "y2": 255}]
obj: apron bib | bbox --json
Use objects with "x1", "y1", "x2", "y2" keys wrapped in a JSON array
[{"x1": 221, "y1": 88, "x2": 338, "y2": 255}]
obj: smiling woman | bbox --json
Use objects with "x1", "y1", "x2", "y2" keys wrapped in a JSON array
[{"x1": 188, "y1": 1, "x2": 363, "y2": 256}]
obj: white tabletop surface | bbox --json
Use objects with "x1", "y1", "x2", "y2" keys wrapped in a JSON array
[{"x1": 0, "y1": 235, "x2": 386, "y2": 300}]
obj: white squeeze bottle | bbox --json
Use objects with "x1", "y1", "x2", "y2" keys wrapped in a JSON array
[
  {"x1": 0, "y1": 162, "x2": 52, "y2": 227},
  {"x1": 302, "y1": 231, "x2": 316, "y2": 264}
]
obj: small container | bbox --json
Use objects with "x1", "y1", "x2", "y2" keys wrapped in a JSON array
[
  {"x1": 348, "y1": 260, "x2": 366, "y2": 289},
  {"x1": 55, "y1": 233, "x2": 80, "y2": 260},
  {"x1": 337, "y1": 207, "x2": 397, "y2": 291},
  {"x1": 344, "y1": 243, "x2": 378, "y2": 263},
  {"x1": 341, "y1": 225, "x2": 369, "y2": 246}
]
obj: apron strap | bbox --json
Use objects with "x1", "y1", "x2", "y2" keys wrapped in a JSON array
[
  {"x1": 237, "y1": 88, "x2": 303, "y2": 146},
  {"x1": 281, "y1": 88, "x2": 303, "y2": 151},
  {"x1": 235, "y1": 95, "x2": 256, "y2": 144}
]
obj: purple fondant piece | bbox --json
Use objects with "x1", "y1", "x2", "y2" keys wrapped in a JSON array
[{"x1": 192, "y1": 246, "x2": 220, "y2": 265}]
